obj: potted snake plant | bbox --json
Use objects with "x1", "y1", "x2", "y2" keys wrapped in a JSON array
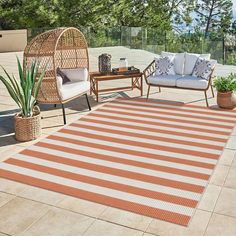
[
  {"x1": 0, "y1": 57, "x2": 45, "y2": 141},
  {"x1": 213, "y1": 73, "x2": 236, "y2": 109}
]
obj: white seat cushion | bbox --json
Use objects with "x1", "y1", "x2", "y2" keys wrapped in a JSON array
[
  {"x1": 184, "y1": 53, "x2": 211, "y2": 75},
  {"x1": 59, "y1": 68, "x2": 88, "y2": 82},
  {"x1": 57, "y1": 76, "x2": 90, "y2": 100},
  {"x1": 176, "y1": 76, "x2": 208, "y2": 89},
  {"x1": 147, "y1": 75, "x2": 182, "y2": 87}
]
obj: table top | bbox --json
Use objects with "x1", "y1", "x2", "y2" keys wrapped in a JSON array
[{"x1": 89, "y1": 71, "x2": 143, "y2": 81}]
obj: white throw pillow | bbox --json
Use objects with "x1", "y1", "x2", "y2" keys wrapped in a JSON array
[
  {"x1": 155, "y1": 56, "x2": 175, "y2": 76},
  {"x1": 161, "y1": 51, "x2": 176, "y2": 57},
  {"x1": 184, "y1": 53, "x2": 200, "y2": 75},
  {"x1": 60, "y1": 68, "x2": 88, "y2": 82},
  {"x1": 184, "y1": 53, "x2": 211, "y2": 75},
  {"x1": 192, "y1": 59, "x2": 217, "y2": 80},
  {"x1": 174, "y1": 53, "x2": 185, "y2": 75},
  {"x1": 161, "y1": 52, "x2": 185, "y2": 75}
]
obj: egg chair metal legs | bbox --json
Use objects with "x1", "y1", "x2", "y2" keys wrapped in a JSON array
[
  {"x1": 85, "y1": 94, "x2": 91, "y2": 111},
  {"x1": 61, "y1": 94, "x2": 91, "y2": 125},
  {"x1": 62, "y1": 104, "x2": 66, "y2": 125}
]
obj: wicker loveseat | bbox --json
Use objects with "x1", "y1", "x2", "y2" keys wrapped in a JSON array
[
  {"x1": 143, "y1": 52, "x2": 217, "y2": 106},
  {"x1": 24, "y1": 27, "x2": 91, "y2": 124}
]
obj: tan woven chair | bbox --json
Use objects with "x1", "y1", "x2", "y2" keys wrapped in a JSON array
[{"x1": 24, "y1": 27, "x2": 91, "y2": 124}]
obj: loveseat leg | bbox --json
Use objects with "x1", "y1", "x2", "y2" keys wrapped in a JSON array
[
  {"x1": 211, "y1": 85, "x2": 214, "y2": 98},
  {"x1": 204, "y1": 91, "x2": 209, "y2": 107},
  {"x1": 85, "y1": 94, "x2": 91, "y2": 111},
  {"x1": 62, "y1": 104, "x2": 66, "y2": 125},
  {"x1": 147, "y1": 85, "x2": 151, "y2": 99}
]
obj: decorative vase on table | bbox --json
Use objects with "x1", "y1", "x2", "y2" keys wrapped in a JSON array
[
  {"x1": 0, "y1": 57, "x2": 46, "y2": 141},
  {"x1": 98, "y1": 53, "x2": 111, "y2": 74},
  {"x1": 214, "y1": 73, "x2": 236, "y2": 109}
]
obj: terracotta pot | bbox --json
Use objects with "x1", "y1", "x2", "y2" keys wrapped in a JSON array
[
  {"x1": 14, "y1": 106, "x2": 41, "y2": 141},
  {"x1": 217, "y1": 91, "x2": 236, "y2": 109}
]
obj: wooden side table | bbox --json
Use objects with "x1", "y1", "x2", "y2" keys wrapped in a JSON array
[{"x1": 89, "y1": 71, "x2": 143, "y2": 102}]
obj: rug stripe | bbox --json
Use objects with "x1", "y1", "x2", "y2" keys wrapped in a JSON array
[
  {"x1": 99, "y1": 106, "x2": 233, "y2": 130},
  {"x1": 117, "y1": 98, "x2": 236, "y2": 115},
  {"x1": 19, "y1": 147, "x2": 205, "y2": 193},
  {"x1": 109, "y1": 102, "x2": 236, "y2": 124},
  {"x1": 19, "y1": 148, "x2": 208, "y2": 187},
  {"x1": 45, "y1": 135, "x2": 217, "y2": 166},
  {"x1": 36, "y1": 140, "x2": 215, "y2": 171},
  {"x1": 68, "y1": 123, "x2": 223, "y2": 152},
  {"x1": 59, "y1": 128, "x2": 219, "y2": 159},
  {"x1": 19, "y1": 148, "x2": 202, "y2": 200},
  {"x1": 0, "y1": 162, "x2": 195, "y2": 216},
  {"x1": 27, "y1": 144, "x2": 211, "y2": 178},
  {"x1": 6, "y1": 157, "x2": 198, "y2": 208},
  {"x1": 76, "y1": 118, "x2": 226, "y2": 147},
  {"x1": 112, "y1": 99, "x2": 236, "y2": 121},
  {"x1": 0, "y1": 169, "x2": 191, "y2": 226},
  {"x1": 89, "y1": 112, "x2": 230, "y2": 136}
]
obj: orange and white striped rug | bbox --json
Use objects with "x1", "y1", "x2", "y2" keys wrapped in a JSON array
[{"x1": 0, "y1": 98, "x2": 235, "y2": 226}]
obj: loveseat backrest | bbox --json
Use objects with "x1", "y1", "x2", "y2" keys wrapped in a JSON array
[{"x1": 160, "y1": 52, "x2": 211, "y2": 75}]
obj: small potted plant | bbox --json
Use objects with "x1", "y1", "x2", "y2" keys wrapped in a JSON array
[
  {"x1": 213, "y1": 73, "x2": 236, "y2": 109},
  {"x1": 0, "y1": 57, "x2": 45, "y2": 141}
]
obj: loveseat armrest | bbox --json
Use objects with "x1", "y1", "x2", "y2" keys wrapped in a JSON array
[{"x1": 143, "y1": 60, "x2": 155, "y2": 84}]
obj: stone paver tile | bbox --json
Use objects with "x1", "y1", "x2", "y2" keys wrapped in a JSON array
[
  {"x1": 83, "y1": 220, "x2": 143, "y2": 236},
  {"x1": 58, "y1": 196, "x2": 107, "y2": 218},
  {"x1": 209, "y1": 164, "x2": 230, "y2": 186},
  {"x1": 146, "y1": 210, "x2": 211, "y2": 236},
  {"x1": 21, "y1": 208, "x2": 94, "y2": 236},
  {"x1": 0, "y1": 197, "x2": 50, "y2": 235},
  {"x1": 198, "y1": 184, "x2": 221, "y2": 211},
  {"x1": 232, "y1": 127, "x2": 236, "y2": 135},
  {"x1": 19, "y1": 186, "x2": 66, "y2": 206},
  {"x1": 99, "y1": 207, "x2": 152, "y2": 231},
  {"x1": 224, "y1": 166, "x2": 236, "y2": 188},
  {"x1": 219, "y1": 149, "x2": 236, "y2": 166},
  {"x1": 0, "y1": 192, "x2": 15, "y2": 208},
  {"x1": 0, "y1": 145, "x2": 24, "y2": 162},
  {"x1": 204, "y1": 213, "x2": 236, "y2": 236},
  {"x1": 0, "y1": 178, "x2": 27, "y2": 195},
  {"x1": 226, "y1": 136, "x2": 236, "y2": 149},
  {"x1": 214, "y1": 187, "x2": 236, "y2": 217},
  {"x1": 232, "y1": 154, "x2": 236, "y2": 167},
  {"x1": 142, "y1": 234, "x2": 156, "y2": 236}
]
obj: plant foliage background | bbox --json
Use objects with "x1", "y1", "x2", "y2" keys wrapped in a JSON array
[{"x1": 0, "y1": 0, "x2": 236, "y2": 64}]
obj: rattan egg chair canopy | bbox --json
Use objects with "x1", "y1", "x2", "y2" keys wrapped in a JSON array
[
  {"x1": 24, "y1": 27, "x2": 89, "y2": 104},
  {"x1": 23, "y1": 27, "x2": 91, "y2": 124}
]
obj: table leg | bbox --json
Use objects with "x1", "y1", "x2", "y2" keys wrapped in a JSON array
[
  {"x1": 140, "y1": 76, "x2": 143, "y2": 96},
  {"x1": 96, "y1": 80, "x2": 99, "y2": 102}
]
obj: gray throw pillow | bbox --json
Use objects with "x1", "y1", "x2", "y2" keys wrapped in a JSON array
[{"x1": 57, "y1": 68, "x2": 71, "y2": 84}]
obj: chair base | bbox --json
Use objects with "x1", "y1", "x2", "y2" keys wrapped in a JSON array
[{"x1": 61, "y1": 94, "x2": 91, "y2": 125}]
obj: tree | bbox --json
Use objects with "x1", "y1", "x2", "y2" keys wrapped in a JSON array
[
  {"x1": 0, "y1": 0, "x2": 60, "y2": 29},
  {"x1": 195, "y1": 0, "x2": 233, "y2": 38}
]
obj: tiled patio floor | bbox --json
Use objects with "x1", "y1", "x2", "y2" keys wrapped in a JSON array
[{"x1": 0, "y1": 47, "x2": 236, "y2": 235}]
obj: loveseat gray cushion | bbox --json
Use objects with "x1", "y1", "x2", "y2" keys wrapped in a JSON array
[
  {"x1": 176, "y1": 76, "x2": 208, "y2": 89},
  {"x1": 147, "y1": 75, "x2": 182, "y2": 87}
]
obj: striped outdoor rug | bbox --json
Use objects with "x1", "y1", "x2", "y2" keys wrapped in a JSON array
[{"x1": 0, "y1": 98, "x2": 236, "y2": 226}]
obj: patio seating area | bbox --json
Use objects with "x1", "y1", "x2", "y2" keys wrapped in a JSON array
[{"x1": 1, "y1": 46, "x2": 236, "y2": 236}]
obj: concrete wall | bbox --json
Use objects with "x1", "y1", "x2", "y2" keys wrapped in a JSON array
[{"x1": 0, "y1": 29, "x2": 27, "y2": 52}]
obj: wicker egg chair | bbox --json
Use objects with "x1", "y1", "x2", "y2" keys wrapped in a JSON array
[{"x1": 23, "y1": 27, "x2": 91, "y2": 124}]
